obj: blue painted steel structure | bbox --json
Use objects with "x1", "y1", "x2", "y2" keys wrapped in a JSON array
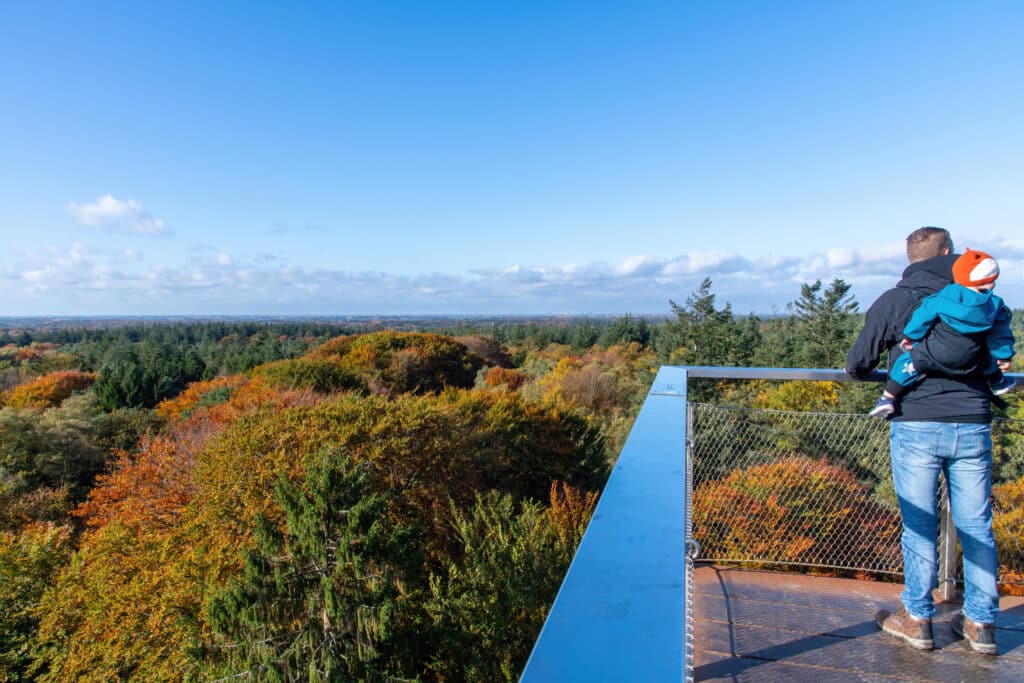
[{"x1": 520, "y1": 366, "x2": 690, "y2": 682}]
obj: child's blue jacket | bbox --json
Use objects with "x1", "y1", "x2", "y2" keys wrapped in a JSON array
[{"x1": 903, "y1": 283, "x2": 1015, "y2": 375}]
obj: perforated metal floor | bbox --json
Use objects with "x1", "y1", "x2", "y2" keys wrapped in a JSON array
[{"x1": 693, "y1": 565, "x2": 1024, "y2": 682}]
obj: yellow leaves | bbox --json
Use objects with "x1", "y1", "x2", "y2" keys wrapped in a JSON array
[
  {"x1": 309, "y1": 331, "x2": 484, "y2": 395},
  {"x1": 0, "y1": 522, "x2": 71, "y2": 680},
  {"x1": 0, "y1": 522, "x2": 71, "y2": 584},
  {"x1": 535, "y1": 343, "x2": 656, "y2": 418},
  {"x1": 993, "y1": 474, "x2": 1024, "y2": 595},
  {"x1": 0, "y1": 371, "x2": 96, "y2": 412},
  {"x1": 754, "y1": 380, "x2": 839, "y2": 412},
  {"x1": 33, "y1": 521, "x2": 204, "y2": 681},
  {"x1": 546, "y1": 482, "x2": 598, "y2": 548}
]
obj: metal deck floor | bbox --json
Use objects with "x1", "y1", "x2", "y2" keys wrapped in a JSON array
[{"x1": 693, "y1": 564, "x2": 1024, "y2": 682}]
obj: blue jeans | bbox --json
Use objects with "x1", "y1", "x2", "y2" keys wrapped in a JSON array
[{"x1": 890, "y1": 421, "x2": 999, "y2": 624}]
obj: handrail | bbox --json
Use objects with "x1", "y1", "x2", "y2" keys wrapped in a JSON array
[
  {"x1": 682, "y1": 366, "x2": 885, "y2": 382},
  {"x1": 520, "y1": 366, "x2": 690, "y2": 682},
  {"x1": 680, "y1": 364, "x2": 1020, "y2": 386}
]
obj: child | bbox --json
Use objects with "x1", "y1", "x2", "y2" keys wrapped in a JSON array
[{"x1": 871, "y1": 248, "x2": 1015, "y2": 418}]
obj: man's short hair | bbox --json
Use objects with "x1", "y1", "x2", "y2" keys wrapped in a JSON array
[{"x1": 906, "y1": 227, "x2": 953, "y2": 262}]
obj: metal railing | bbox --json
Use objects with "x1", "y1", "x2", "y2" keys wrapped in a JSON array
[
  {"x1": 522, "y1": 367, "x2": 1023, "y2": 683},
  {"x1": 686, "y1": 367, "x2": 1024, "y2": 598},
  {"x1": 521, "y1": 366, "x2": 690, "y2": 683}
]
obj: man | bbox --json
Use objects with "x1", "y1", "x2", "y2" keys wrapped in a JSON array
[{"x1": 846, "y1": 226, "x2": 1001, "y2": 655}]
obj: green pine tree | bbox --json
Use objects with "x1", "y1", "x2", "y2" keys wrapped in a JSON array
[{"x1": 206, "y1": 450, "x2": 415, "y2": 681}]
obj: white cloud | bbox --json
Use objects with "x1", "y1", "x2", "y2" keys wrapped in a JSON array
[
  {"x1": 614, "y1": 255, "x2": 660, "y2": 277},
  {"x1": 66, "y1": 195, "x2": 171, "y2": 235},
  {"x1": 4, "y1": 239, "x2": 1023, "y2": 315},
  {"x1": 661, "y1": 251, "x2": 751, "y2": 277},
  {"x1": 825, "y1": 248, "x2": 856, "y2": 268}
]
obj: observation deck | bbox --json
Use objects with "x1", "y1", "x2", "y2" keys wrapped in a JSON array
[{"x1": 522, "y1": 366, "x2": 1024, "y2": 682}]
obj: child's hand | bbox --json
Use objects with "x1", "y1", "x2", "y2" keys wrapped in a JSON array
[
  {"x1": 997, "y1": 359, "x2": 1012, "y2": 372},
  {"x1": 900, "y1": 338, "x2": 915, "y2": 351}
]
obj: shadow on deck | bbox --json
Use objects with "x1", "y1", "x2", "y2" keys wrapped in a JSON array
[{"x1": 693, "y1": 564, "x2": 1024, "y2": 682}]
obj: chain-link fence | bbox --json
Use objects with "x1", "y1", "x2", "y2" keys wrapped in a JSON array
[{"x1": 690, "y1": 402, "x2": 1024, "y2": 594}]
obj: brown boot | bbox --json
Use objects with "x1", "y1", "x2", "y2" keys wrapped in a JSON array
[
  {"x1": 875, "y1": 604, "x2": 934, "y2": 650},
  {"x1": 950, "y1": 611, "x2": 998, "y2": 655}
]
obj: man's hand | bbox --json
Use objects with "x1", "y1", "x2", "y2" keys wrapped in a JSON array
[{"x1": 900, "y1": 338, "x2": 915, "y2": 351}]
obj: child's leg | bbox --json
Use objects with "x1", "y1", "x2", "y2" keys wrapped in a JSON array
[
  {"x1": 985, "y1": 354, "x2": 1015, "y2": 395},
  {"x1": 871, "y1": 351, "x2": 924, "y2": 417},
  {"x1": 981, "y1": 355, "x2": 1005, "y2": 383},
  {"x1": 886, "y1": 351, "x2": 922, "y2": 397}
]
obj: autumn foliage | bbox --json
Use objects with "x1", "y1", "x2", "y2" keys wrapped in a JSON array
[
  {"x1": 27, "y1": 331, "x2": 608, "y2": 680},
  {"x1": 484, "y1": 366, "x2": 530, "y2": 391},
  {"x1": 693, "y1": 456, "x2": 901, "y2": 572},
  {"x1": 993, "y1": 474, "x2": 1024, "y2": 596},
  {"x1": 311, "y1": 331, "x2": 485, "y2": 395},
  {"x1": 0, "y1": 371, "x2": 96, "y2": 411},
  {"x1": 2, "y1": 297, "x2": 1021, "y2": 680},
  {"x1": 0, "y1": 522, "x2": 70, "y2": 680}
]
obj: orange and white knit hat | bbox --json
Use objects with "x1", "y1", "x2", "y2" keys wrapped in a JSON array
[{"x1": 952, "y1": 248, "x2": 1000, "y2": 288}]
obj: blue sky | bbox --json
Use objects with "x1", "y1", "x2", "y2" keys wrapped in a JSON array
[{"x1": 2, "y1": 1, "x2": 1022, "y2": 316}]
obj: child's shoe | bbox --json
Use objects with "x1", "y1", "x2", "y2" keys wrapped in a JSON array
[
  {"x1": 869, "y1": 396, "x2": 895, "y2": 418},
  {"x1": 990, "y1": 376, "x2": 1016, "y2": 396}
]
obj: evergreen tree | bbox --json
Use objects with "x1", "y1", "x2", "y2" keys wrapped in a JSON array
[
  {"x1": 752, "y1": 315, "x2": 798, "y2": 368},
  {"x1": 792, "y1": 279, "x2": 859, "y2": 368},
  {"x1": 206, "y1": 450, "x2": 415, "y2": 681},
  {"x1": 658, "y1": 278, "x2": 741, "y2": 366},
  {"x1": 425, "y1": 491, "x2": 577, "y2": 682},
  {"x1": 568, "y1": 320, "x2": 601, "y2": 351},
  {"x1": 598, "y1": 315, "x2": 651, "y2": 348}
]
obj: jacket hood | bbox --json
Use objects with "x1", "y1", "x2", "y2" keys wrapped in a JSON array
[
  {"x1": 933, "y1": 283, "x2": 1001, "y2": 333},
  {"x1": 896, "y1": 253, "x2": 957, "y2": 294}
]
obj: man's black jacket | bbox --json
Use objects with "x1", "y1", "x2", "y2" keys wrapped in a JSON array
[{"x1": 845, "y1": 254, "x2": 992, "y2": 423}]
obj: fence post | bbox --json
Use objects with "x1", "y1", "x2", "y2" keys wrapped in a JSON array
[
  {"x1": 685, "y1": 400, "x2": 695, "y2": 547},
  {"x1": 937, "y1": 479, "x2": 959, "y2": 601},
  {"x1": 684, "y1": 394, "x2": 696, "y2": 683}
]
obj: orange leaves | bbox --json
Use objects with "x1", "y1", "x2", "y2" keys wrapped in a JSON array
[
  {"x1": 35, "y1": 433, "x2": 211, "y2": 678},
  {"x1": 0, "y1": 371, "x2": 96, "y2": 411},
  {"x1": 993, "y1": 474, "x2": 1024, "y2": 595},
  {"x1": 155, "y1": 375, "x2": 246, "y2": 421},
  {"x1": 15, "y1": 348, "x2": 43, "y2": 362},
  {"x1": 157, "y1": 375, "x2": 317, "y2": 427},
  {"x1": 546, "y1": 481, "x2": 598, "y2": 548},
  {"x1": 33, "y1": 519, "x2": 205, "y2": 680},
  {"x1": 483, "y1": 367, "x2": 529, "y2": 391},
  {"x1": 0, "y1": 485, "x2": 74, "y2": 532},
  {"x1": 693, "y1": 456, "x2": 900, "y2": 571},
  {"x1": 76, "y1": 434, "x2": 196, "y2": 531}
]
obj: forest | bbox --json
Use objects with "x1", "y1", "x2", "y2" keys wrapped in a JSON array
[{"x1": 1, "y1": 278, "x2": 1022, "y2": 681}]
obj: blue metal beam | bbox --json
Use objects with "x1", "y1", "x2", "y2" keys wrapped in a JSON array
[{"x1": 520, "y1": 366, "x2": 689, "y2": 682}]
